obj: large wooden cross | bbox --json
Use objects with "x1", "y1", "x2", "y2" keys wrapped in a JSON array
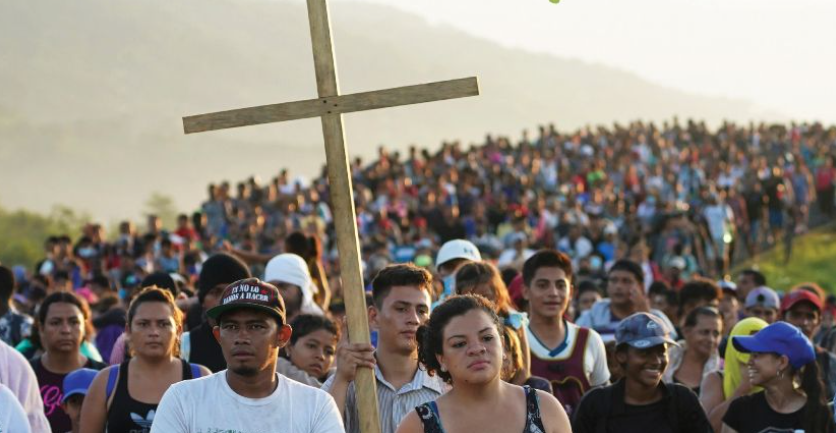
[{"x1": 182, "y1": 1, "x2": 479, "y2": 432}]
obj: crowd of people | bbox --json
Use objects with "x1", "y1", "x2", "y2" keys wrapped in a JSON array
[{"x1": 1, "y1": 118, "x2": 836, "y2": 432}]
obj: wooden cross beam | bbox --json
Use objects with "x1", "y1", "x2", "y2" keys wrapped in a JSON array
[{"x1": 183, "y1": 1, "x2": 479, "y2": 432}]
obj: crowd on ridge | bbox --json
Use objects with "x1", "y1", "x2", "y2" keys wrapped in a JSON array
[{"x1": 1, "y1": 118, "x2": 836, "y2": 432}]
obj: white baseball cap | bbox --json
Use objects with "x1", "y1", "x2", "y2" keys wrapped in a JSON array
[
  {"x1": 435, "y1": 239, "x2": 482, "y2": 268},
  {"x1": 668, "y1": 256, "x2": 686, "y2": 270}
]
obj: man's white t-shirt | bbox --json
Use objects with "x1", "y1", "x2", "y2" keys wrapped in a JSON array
[
  {"x1": 703, "y1": 204, "x2": 733, "y2": 240},
  {"x1": 150, "y1": 371, "x2": 344, "y2": 433},
  {"x1": 0, "y1": 384, "x2": 31, "y2": 433}
]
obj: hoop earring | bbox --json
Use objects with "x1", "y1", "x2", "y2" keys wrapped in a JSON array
[{"x1": 778, "y1": 369, "x2": 785, "y2": 380}]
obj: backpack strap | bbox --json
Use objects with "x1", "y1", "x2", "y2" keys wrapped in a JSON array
[
  {"x1": 415, "y1": 401, "x2": 445, "y2": 433},
  {"x1": 190, "y1": 363, "x2": 202, "y2": 379},
  {"x1": 105, "y1": 365, "x2": 120, "y2": 399},
  {"x1": 524, "y1": 386, "x2": 546, "y2": 432}
]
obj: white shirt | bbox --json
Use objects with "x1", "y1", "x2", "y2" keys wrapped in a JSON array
[
  {"x1": 321, "y1": 362, "x2": 445, "y2": 433},
  {"x1": 151, "y1": 371, "x2": 344, "y2": 433},
  {"x1": 0, "y1": 384, "x2": 31, "y2": 433},
  {"x1": 703, "y1": 204, "x2": 734, "y2": 240},
  {"x1": 526, "y1": 321, "x2": 610, "y2": 387}
]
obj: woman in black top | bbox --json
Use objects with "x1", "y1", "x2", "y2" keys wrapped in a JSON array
[
  {"x1": 80, "y1": 287, "x2": 210, "y2": 433},
  {"x1": 721, "y1": 321, "x2": 835, "y2": 433},
  {"x1": 396, "y1": 295, "x2": 571, "y2": 433},
  {"x1": 32, "y1": 292, "x2": 107, "y2": 433}
]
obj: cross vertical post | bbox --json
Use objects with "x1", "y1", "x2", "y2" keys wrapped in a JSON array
[{"x1": 306, "y1": 1, "x2": 381, "y2": 432}]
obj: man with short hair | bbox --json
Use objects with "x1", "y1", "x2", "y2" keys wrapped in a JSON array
[
  {"x1": 677, "y1": 279, "x2": 722, "y2": 329},
  {"x1": 152, "y1": 278, "x2": 343, "y2": 433},
  {"x1": 572, "y1": 313, "x2": 711, "y2": 433},
  {"x1": 577, "y1": 260, "x2": 677, "y2": 344},
  {"x1": 181, "y1": 253, "x2": 251, "y2": 372},
  {"x1": 735, "y1": 269, "x2": 766, "y2": 302},
  {"x1": 323, "y1": 263, "x2": 444, "y2": 433},
  {"x1": 743, "y1": 286, "x2": 780, "y2": 324},
  {"x1": 522, "y1": 250, "x2": 609, "y2": 417},
  {"x1": 780, "y1": 289, "x2": 836, "y2": 400}
]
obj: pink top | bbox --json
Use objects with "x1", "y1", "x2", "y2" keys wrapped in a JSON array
[{"x1": 0, "y1": 340, "x2": 50, "y2": 432}]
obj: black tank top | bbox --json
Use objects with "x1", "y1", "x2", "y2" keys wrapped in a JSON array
[
  {"x1": 416, "y1": 385, "x2": 546, "y2": 433},
  {"x1": 107, "y1": 359, "x2": 194, "y2": 433}
]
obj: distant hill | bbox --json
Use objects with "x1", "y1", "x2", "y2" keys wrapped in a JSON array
[{"x1": 0, "y1": 0, "x2": 769, "y2": 222}]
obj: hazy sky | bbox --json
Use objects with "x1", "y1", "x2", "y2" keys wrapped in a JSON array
[{"x1": 330, "y1": 0, "x2": 836, "y2": 123}]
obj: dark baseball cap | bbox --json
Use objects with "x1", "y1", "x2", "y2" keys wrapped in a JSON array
[
  {"x1": 616, "y1": 312, "x2": 678, "y2": 349},
  {"x1": 207, "y1": 278, "x2": 286, "y2": 325}
]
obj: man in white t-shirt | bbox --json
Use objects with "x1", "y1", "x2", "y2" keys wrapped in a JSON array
[
  {"x1": 702, "y1": 193, "x2": 735, "y2": 273},
  {"x1": 151, "y1": 278, "x2": 343, "y2": 433},
  {"x1": 522, "y1": 250, "x2": 609, "y2": 418},
  {"x1": 0, "y1": 384, "x2": 31, "y2": 433}
]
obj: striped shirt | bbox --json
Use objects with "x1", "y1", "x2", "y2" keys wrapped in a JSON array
[{"x1": 321, "y1": 364, "x2": 446, "y2": 433}]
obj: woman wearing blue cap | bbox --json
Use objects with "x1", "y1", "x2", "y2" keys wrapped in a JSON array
[
  {"x1": 721, "y1": 321, "x2": 835, "y2": 433},
  {"x1": 572, "y1": 312, "x2": 711, "y2": 433}
]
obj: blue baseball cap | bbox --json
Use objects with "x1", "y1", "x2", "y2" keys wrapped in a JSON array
[
  {"x1": 616, "y1": 313, "x2": 678, "y2": 349},
  {"x1": 62, "y1": 368, "x2": 98, "y2": 403},
  {"x1": 732, "y1": 321, "x2": 815, "y2": 369}
]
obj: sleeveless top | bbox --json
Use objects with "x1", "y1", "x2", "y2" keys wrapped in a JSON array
[
  {"x1": 106, "y1": 359, "x2": 197, "y2": 433},
  {"x1": 529, "y1": 326, "x2": 591, "y2": 417},
  {"x1": 415, "y1": 386, "x2": 546, "y2": 433}
]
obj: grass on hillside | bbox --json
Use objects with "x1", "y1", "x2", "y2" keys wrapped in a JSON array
[{"x1": 733, "y1": 223, "x2": 836, "y2": 294}]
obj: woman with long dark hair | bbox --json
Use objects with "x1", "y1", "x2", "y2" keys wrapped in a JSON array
[
  {"x1": 699, "y1": 317, "x2": 768, "y2": 433},
  {"x1": 396, "y1": 294, "x2": 571, "y2": 433},
  {"x1": 79, "y1": 287, "x2": 210, "y2": 433},
  {"x1": 30, "y1": 291, "x2": 106, "y2": 432},
  {"x1": 721, "y1": 321, "x2": 835, "y2": 433}
]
